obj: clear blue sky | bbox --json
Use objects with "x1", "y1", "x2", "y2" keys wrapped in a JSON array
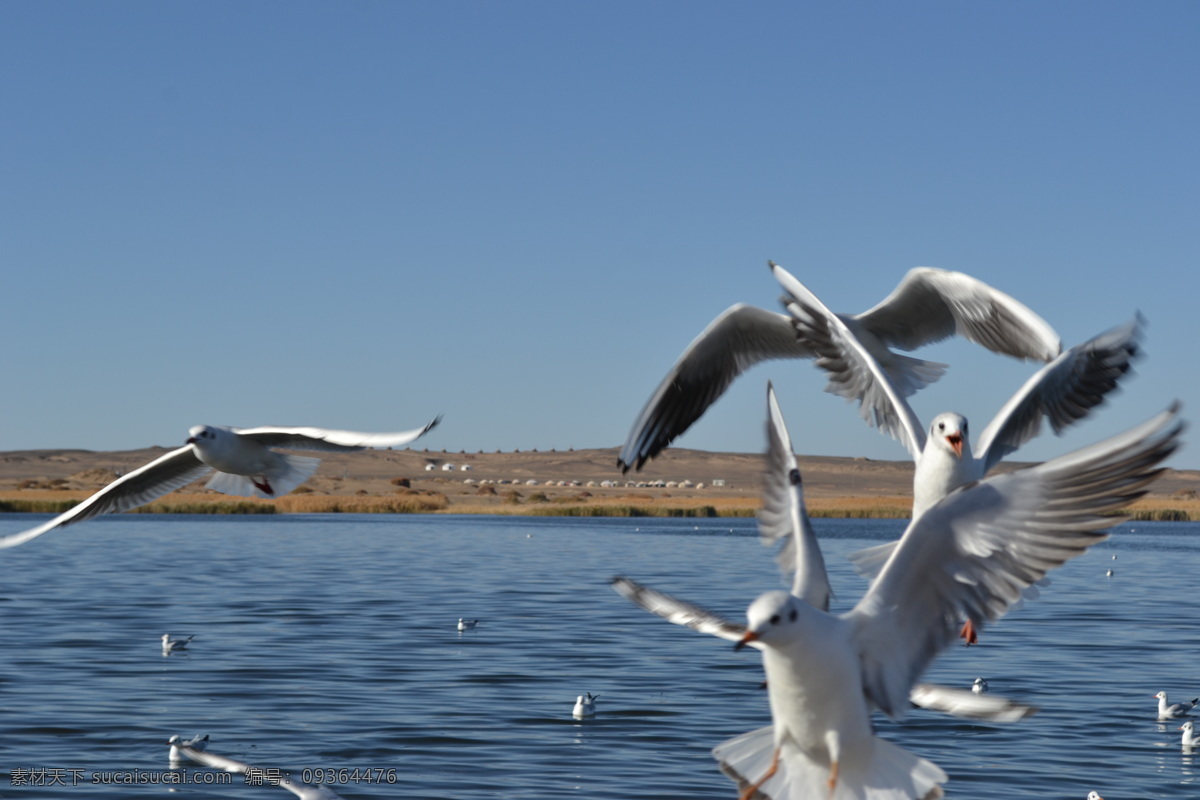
[{"x1": 3, "y1": 2, "x2": 1197, "y2": 469}]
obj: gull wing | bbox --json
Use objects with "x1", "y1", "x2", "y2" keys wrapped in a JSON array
[
  {"x1": 173, "y1": 744, "x2": 346, "y2": 799},
  {"x1": 761, "y1": 383, "x2": 831, "y2": 611},
  {"x1": 0, "y1": 446, "x2": 211, "y2": 549},
  {"x1": 617, "y1": 304, "x2": 815, "y2": 472},
  {"x1": 610, "y1": 576, "x2": 754, "y2": 647},
  {"x1": 845, "y1": 404, "x2": 1183, "y2": 719},
  {"x1": 236, "y1": 415, "x2": 442, "y2": 453},
  {"x1": 975, "y1": 316, "x2": 1142, "y2": 473},
  {"x1": 773, "y1": 263, "x2": 926, "y2": 460},
  {"x1": 854, "y1": 267, "x2": 1061, "y2": 361},
  {"x1": 909, "y1": 683, "x2": 1038, "y2": 722}
]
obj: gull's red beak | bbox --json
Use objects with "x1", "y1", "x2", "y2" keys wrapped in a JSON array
[
  {"x1": 186, "y1": 437, "x2": 197, "y2": 445},
  {"x1": 946, "y1": 433, "x2": 963, "y2": 458},
  {"x1": 734, "y1": 631, "x2": 759, "y2": 652}
]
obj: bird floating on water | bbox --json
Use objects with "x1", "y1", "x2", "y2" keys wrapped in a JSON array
[
  {"x1": 1155, "y1": 691, "x2": 1198, "y2": 721},
  {"x1": 972, "y1": 678, "x2": 989, "y2": 695},
  {"x1": 573, "y1": 692, "x2": 598, "y2": 718},
  {"x1": 162, "y1": 634, "x2": 194, "y2": 654},
  {"x1": 1181, "y1": 721, "x2": 1200, "y2": 747},
  {"x1": 457, "y1": 618, "x2": 479, "y2": 631}
]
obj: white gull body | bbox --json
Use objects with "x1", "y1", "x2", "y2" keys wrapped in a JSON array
[
  {"x1": 162, "y1": 634, "x2": 194, "y2": 653},
  {"x1": 1155, "y1": 690, "x2": 1198, "y2": 720},
  {"x1": 617, "y1": 263, "x2": 1061, "y2": 472},
  {"x1": 1181, "y1": 721, "x2": 1200, "y2": 747},
  {"x1": 572, "y1": 692, "x2": 597, "y2": 718},
  {"x1": 0, "y1": 416, "x2": 441, "y2": 549},
  {"x1": 611, "y1": 388, "x2": 1178, "y2": 800}
]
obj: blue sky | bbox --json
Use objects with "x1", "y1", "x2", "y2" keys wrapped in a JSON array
[{"x1": 3, "y1": 2, "x2": 1197, "y2": 469}]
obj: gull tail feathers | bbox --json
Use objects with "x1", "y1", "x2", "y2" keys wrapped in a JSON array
[
  {"x1": 714, "y1": 727, "x2": 945, "y2": 800},
  {"x1": 205, "y1": 454, "x2": 320, "y2": 499},
  {"x1": 885, "y1": 352, "x2": 948, "y2": 398}
]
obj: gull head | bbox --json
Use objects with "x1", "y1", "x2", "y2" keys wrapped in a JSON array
[
  {"x1": 186, "y1": 425, "x2": 219, "y2": 446},
  {"x1": 930, "y1": 412, "x2": 969, "y2": 459},
  {"x1": 1155, "y1": 691, "x2": 1169, "y2": 701},
  {"x1": 737, "y1": 590, "x2": 805, "y2": 650},
  {"x1": 1087, "y1": 793, "x2": 1106, "y2": 800},
  {"x1": 1182, "y1": 721, "x2": 1194, "y2": 733}
]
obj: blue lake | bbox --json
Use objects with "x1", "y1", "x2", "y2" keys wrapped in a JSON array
[{"x1": 0, "y1": 513, "x2": 1197, "y2": 799}]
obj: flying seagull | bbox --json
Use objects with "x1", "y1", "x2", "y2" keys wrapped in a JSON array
[
  {"x1": 617, "y1": 262, "x2": 1061, "y2": 472},
  {"x1": 167, "y1": 737, "x2": 346, "y2": 799},
  {"x1": 0, "y1": 416, "x2": 441, "y2": 549},
  {"x1": 614, "y1": 387, "x2": 1181, "y2": 800},
  {"x1": 776, "y1": 262, "x2": 1142, "y2": 520}
]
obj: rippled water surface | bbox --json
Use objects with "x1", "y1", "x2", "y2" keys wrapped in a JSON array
[{"x1": 0, "y1": 513, "x2": 1197, "y2": 799}]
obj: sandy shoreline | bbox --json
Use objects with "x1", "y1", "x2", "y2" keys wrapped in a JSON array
[{"x1": 1, "y1": 445, "x2": 1197, "y2": 520}]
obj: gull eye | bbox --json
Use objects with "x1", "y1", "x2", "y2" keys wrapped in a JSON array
[
  {"x1": 937, "y1": 421, "x2": 944, "y2": 431},
  {"x1": 769, "y1": 614, "x2": 781, "y2": 625}
]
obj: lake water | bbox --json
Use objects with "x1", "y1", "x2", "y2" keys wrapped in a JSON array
[{"x1": 0, "y1": 513, "x2": 1197, "y2": 799}]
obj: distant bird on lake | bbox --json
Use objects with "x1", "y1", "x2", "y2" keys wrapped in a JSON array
[
  {"x1": 0, "y1": 417, "x2": 441, "y2": 550},
  {"x1": 618, "y1": 262, "x2": 1062, "y2": 472},
  {"x1": 972, "y1": 678, "x2": 989, "y2": 695},
  {"x1": 162, "y1": 634, "x2": 194, "y2": 654},
  {"x1": 1155, "y1": 691, "x2": 1198, "y2": 720},
  {"x1": 573, "y1": 692, "x2": 598, "y2": 718},
  {"x1": 457, "y1": 618, "x2": 479, "y2": 631}
]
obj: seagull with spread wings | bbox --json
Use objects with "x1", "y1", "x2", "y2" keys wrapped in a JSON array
[
  {"x1": 614, "y1": 385, "x2": 1182, "y2": 800},
  {"x1": 775, "y1": 263, "x2": 1142, "y2": 521},
  {"x1": 0, "y1": 416, "x2": 441, "y2": 549},
  {"x1": 617, "y1": 263, "x2": 1062, "y2": 472}
]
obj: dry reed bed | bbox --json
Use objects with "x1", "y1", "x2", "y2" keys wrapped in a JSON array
[{"x1": 1, "y1": 490, "x2": 1196, "y2": 520}]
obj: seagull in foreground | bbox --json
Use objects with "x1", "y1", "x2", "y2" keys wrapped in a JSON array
[
  {"x1": 780, "y1": 265, "x2": 1142, "y2": 645},
  {"x1": 617, "y1": 263, "x2": 1061, "y2": 472},
  {"x1": 1086, "y1": 793, "x2": 1107, "y2": 800},
  {"x1": 168, "y1": 734, "x2": 208, "y2": 765},
  {"x1": 1181, "y1": 721, "x2": 1200, "y2": 747},
  {"x1": 1155, "y1": 691, "x2": 1198, "y2": 720},
  {"x1": 457, "y1": 618, "x2": 479, "y2": 631},
  {"x1": 162, "y1": 634, "x2": 194, "y2": 653},
  {"x1": 168, "y1": 737, "x2": 346, "y2": 799},
  {"x1": 972, "y1": 678, "x2": 989, "y2": 695},
  {"x1": 613, "y1": 389, "x2": 1176, "y2": 800},
  {"x1": 0, "y1": 416, "x2": 441, "y2": 549},
  {"x1": 573, "y1": 692, "x2": 598, "y2": 718}
]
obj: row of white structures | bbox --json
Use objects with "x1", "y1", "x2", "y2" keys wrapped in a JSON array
[{"x1": 463, "y1": 477, "x2": 719, "y2": 490}]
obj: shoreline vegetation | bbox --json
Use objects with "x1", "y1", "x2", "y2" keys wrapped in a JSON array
[
  {"x1": 0, "y1": 489, "x2": 1196, "y2": 522},
  {"x1": 2, "y1": 445, "x2": 1197, "y2": 522}
]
